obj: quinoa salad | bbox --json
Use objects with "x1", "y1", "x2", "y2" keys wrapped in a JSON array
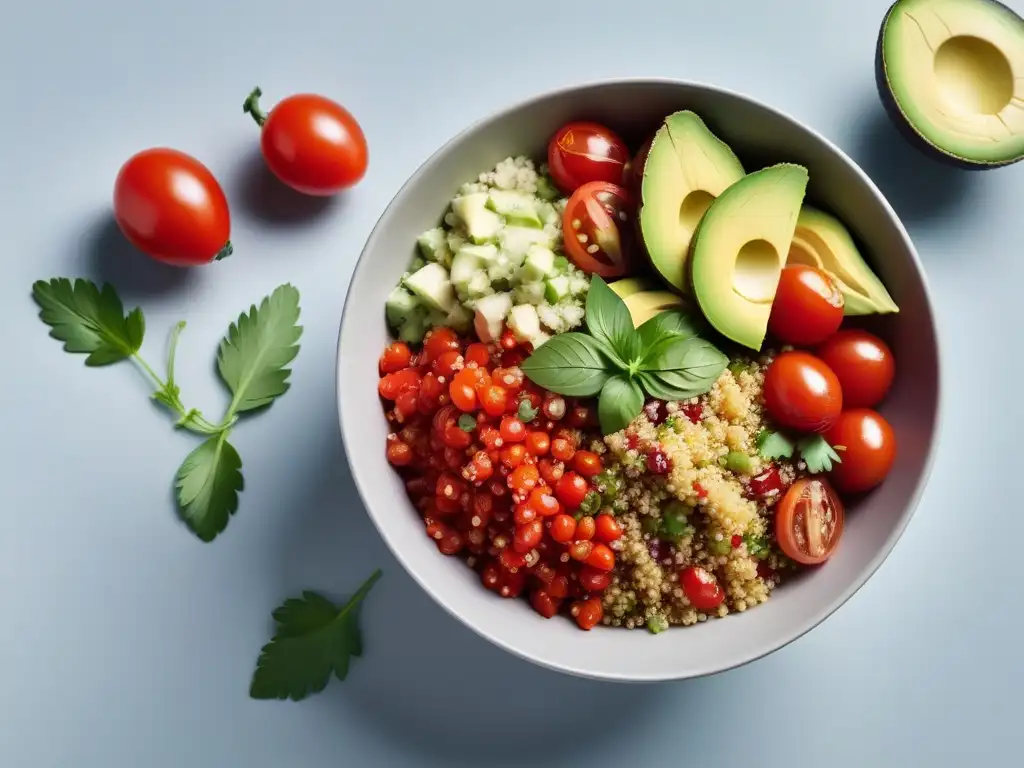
[{"x1": 377, "y1": 112, "x2": 900, "y2": 632}]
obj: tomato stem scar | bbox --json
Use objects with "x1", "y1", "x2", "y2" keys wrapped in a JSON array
[{"x1": 242, "y1": 86, "x2": 267, "y2": 127}]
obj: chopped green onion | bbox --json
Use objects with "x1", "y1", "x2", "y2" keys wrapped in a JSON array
[
  {"x1": 457, "y1": 414, "x2": 476, "y2": 432},
  {"x1": 576, "y1": 490, "x2": 601, "y2": 518},
  {"x1": 710, "y1": 537, "x2": 732, "y2": 556},
  {"x1": 660, "y1": 500, "x2": 693, "y2": 540},
  {"x1": 641, "y1": 516, "x2": 660, "y2": 535},
  {"x1": 595, "y1": 471, "x2": 620, "y2": 503}
]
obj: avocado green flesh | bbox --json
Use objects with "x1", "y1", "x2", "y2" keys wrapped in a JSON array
[
  {"x1": 690, "y1": 164, "x2": 809, "y2": 351},
  {"x1": 639, "y1": 111, "x2": 745, "y2": 295},
  {"x1": 880, "y1": 0, "x2": 1024, "y2": 164},
  {"x1": 787, "y1": 206, "x2": 899, "y2": 315}
]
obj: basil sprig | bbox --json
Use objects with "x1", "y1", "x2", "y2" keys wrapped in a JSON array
[{"x1": 521, "y1": 277, "x2": 728, "y2": 435}]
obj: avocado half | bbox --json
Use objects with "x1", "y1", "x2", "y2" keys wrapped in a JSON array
[{"x1": 876, "y1": 0, "x2": 1024, "y2": 168}]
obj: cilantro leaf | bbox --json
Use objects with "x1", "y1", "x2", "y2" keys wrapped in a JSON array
[
  {"x1": 217, "y1": 284, "x2": 303, "y2": 415},
  {"x1": 757, "y1": 429, "x2": 796, "y2": 460},
  {"x1": 250, "y1": 569, "x2": 383, "y2": 701},
  {"x1": 798, "y1": 434, "x2": 842, "y2": 474},
  {"x1": 32, "y1": 277, "x2": 144, "y2": 366},
  {"x1": 175, "y1": 433, "x2": 244, "y2": 542}
]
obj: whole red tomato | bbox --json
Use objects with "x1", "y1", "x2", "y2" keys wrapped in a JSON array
[
  {"x1": 113, "y1": 148, "x2": 232, "y2": 267},
  {"x1": 824, "y1": 409, "x2": 897, "y2": 493},
  {"x1": 816, "y1": 329, "x2": 895, "y2": 408},
  {"x1": 768, "y1": 265, "x2": 845, "y2": 346},
  {"x1": 243, "y1": 86, "x2": 368, "y2": 196},
  {"x1": 547, "y1": 121, "x2": 630, "y2": 195},
  {"x1": 763, "y1": 351, "x2": 843, "y2": 433}
]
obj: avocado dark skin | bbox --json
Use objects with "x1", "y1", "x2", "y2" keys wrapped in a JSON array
[{"x1": 875, "y1": 0, "x2": 1024, "y2": 170}]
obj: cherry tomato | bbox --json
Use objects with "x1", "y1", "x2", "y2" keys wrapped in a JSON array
[
  {"x1": 572, "y1": 451, "x2": 603, "y2": 478},
  {"x1": 562, "y1": 182, "x2": 633, "y2": 277},
  {"x1": 551, "y1": 437, "x2": 576, "y2": 462},
  {"x1": 530, "y1": 589, "x2": 561, "y2": 619},
  {"x1": 824, "y1": 409, "x2": 897, "y2": 493},
  {"x1": 464, "y1": 343, "x2": 491, "y2": 367},
  {"x1": 555, "y1": 472, "x2": 589, "y2": 510},
  {"x1": 763, "y1": 351, "x2": 843, "y2": 433},
  {"x1": 379, "y1": 341, "x2": 412, "y2": 374},
  {"x1": 527, "y1": 487, "x2": 561, "y2": 518},
  {"x1": 585, "y1": 542, "x2": 616, "y2": 572},
  {"x1": 575, "y1": 515, "x2": 596, "y2": 541},
  {"x1": 767, "y1": 266, "x2": 844, "y2": 346},
  {"x1": 113, "y1": 148, "x2": 232, "y2": 267},
  {"x1": 775, "y1": 477, "x2": 845, "y2": 565},
  {"x1": 499, "y1": 416, "x2": 527, "y2": 443},
  {"x1": 386, "y1": 440, "x2": 413, "y2": 466},
  {"x1": 525, "y1": 432, "x2": 550, "y2": 457},
  {"x1": 595, "y1": 514, "x2": 623, "y2": 542},
  {"x1": 480, "y1": 385, "x2": 509, "y2": 417},
  {"x1": 547, "y1": 122, "x2": 630, "y2": 194},
  {"x1": 622, "y1": 135, "x2": 653, "y2": 200},
  {"x1": 422, "y1": 327, "x2": 460, "y2": 363},
  {"x1": 378, "y1": 369, "x2": 420, "y2": 401},
  {"x1": 513, "y1": 519, "x2": 544, "y2": 553},
  {"x1": 571, "y1": 597, "x2": 604, "y2": 630},
  {"x1": 578, "y1": 565, "x2": 612, "y2": 593},
  {"x1": 243, "y1": 87, "x2": 368, "y2": 196},
  {"x1": 817, "y1": 330, "x2": 896, "y2": 409},
  {"x1": 680, "y1": 566, "x2": 725, "y2": 611},
  {"x1": 549, "y1": 513, "x2": 577, "y2": 543}
]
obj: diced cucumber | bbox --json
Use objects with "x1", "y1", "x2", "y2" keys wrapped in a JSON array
[
  {"x1": 451, "y1": 193, "x2": 502, "y2": 243},
  {"x1": 405, "y1": 262, "x2": 456, "y2": 314},
  {"x1": 487, "y1": 190, "x2": 542, "y2": 228},
  {"x1": 499, "y1": 226, "x2": 554, "y2": 263},
  {"x1": 507, "y1": 304, "x2": 547, "y2": 347},
  {"x1": 465, "y1": 270, "x2": 492, "y2": 299},
  {"x1": 536, "y1": 176, "x2": 560, "y2": 202},
  {"x1": 397, "y1": 311, "x2": 429, "y2": 343},
  {"x1": 417, "y1": 227, "x2": 451, "y2": 266},
  {"x1": 487, "y1": 253, "x2": 517, "y2": 283},
  {"x1": 520, "y1": 244, "x2": 557, "y2": 281},
  {"x1": 473, "y1": 292, "x2": 513, "y2": 342},
  {"x1": 544, "y1": 276, "x2": 571, "y2": 303},
  {"x1": 450, "y1": 244, "x2": 498, "y2": 291},
  {"x1": 514, "y1": 281, "x2": 546, "y2": 306},
  {"x1": 385, "y1": 286, "x2": 420, "y2": 328},
  {"x1": 447, "y1": 302, "x2": 473, "y2": 333}
]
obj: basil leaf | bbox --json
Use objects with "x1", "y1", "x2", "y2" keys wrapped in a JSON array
[
  {"x1": 636, "y1": 309, "x2": 701, "y2": 351},
  {"x1": 585, "y1": 276, "x2": 642, "y2": 364},
  {"x1": 636, "y1": 370, "x2": 706, "y2": 402},
  {"x1": 597, "y1": 375, "x2": 644, "y2": 435},
  {"x1": 641, "y1": 336, "x2": 728, "y2": 389},
  {"x1": 520, "y1": 332, "x2": 613, "y2": 396}
]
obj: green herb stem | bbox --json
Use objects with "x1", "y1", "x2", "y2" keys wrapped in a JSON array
[{"x1": 243, "y1": 87, "x2": 267, "y2": 127}]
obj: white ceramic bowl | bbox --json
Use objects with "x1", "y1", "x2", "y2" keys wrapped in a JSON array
[{"x1": 337, "y1": 79, "x2": 942, "y2": 681}]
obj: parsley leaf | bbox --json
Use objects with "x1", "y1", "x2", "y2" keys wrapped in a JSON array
[
  {"x1": 217, "y1": 283, "x2": 303, "y2": 415},
  {"x1": 32, "y1": 277, "x2": 144, "y2": 366},
  {"x1": 175, "y1": 433, "x2": 244, "y2": 542},
  {"x1": 250, "y1": 569, "x2": 383, "y2": 701},
  {"x1": 757, "y1": 429, "x2": 796, "y2": 460},
  {"x1": 798, "y1": 434, "x2": 842, "y2": 474}
]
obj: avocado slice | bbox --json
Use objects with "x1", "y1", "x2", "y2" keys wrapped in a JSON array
[
  {"x1": 877, "y1": 0, "x2": 1024, "y2": 168},
  {"x1": 690, "y1": 164, "x2": 809, "y2": 351},
  {"x1": 609, "y1": 276, "x2": 657, "y2": 299},
  {"x1": 639, "y1": 111, "x2": 745, "y2": 294},
  {"x1": 788, "y1": 206, "x2": 900, "y2": 315},
  {"x1": 622, "y1": 290, "x2": 691, "y2": 328}
]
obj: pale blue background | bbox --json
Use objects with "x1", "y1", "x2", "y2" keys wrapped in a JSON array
[{"x1": 1, "y1": 0, "x2": 1020, "y2": 765}]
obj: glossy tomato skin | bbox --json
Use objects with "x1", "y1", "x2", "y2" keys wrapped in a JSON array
[
  {"x1": 763, "y1": 351, "x2": 843, "y2": 433},
  {"x1": 768, "y1": 266, "x2": 845, "y2": 346},
  {"x1": 775, "y1": 477, "x2": 844, "y2": 565},
  {"x1": 816, "y1": 330, "x2": 895, "y2": 409},
  {"x1": 680, "y1": 566, "x2": 725, "y2": 611},
  {"x1": 824, "y1": 409, "x2": 897, "y2": 493},
  {"x1": 562, "y1": 181, "x2": 633, "y2": 277},
  {"x1": 113, "y1": 148, "x2": 231, "y2": 267},
  {"x1": 547, "y1": 122, "x2": 630, "y2": 195},
  {"x1": 259, "y1": 93, "x2": 368, "y2": 196}
]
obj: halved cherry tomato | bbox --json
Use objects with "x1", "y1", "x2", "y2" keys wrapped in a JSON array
[
  {"x1": 680, "y1": 566, "x2": 725, "y2": 611},
  {"x1": 824, "y1": 409, "x2": 897, "y2": 493},
  {"x1": 767, "y1": 265, "x2": 844, "y2": 347},
  {"x1": 113, "y1": 148, "x2": 232, "y2": 266},
  {"x1": 775, "y1": 477, "x2": 845, "y2": 565},
  {"x1": 816, "y1": 330, "x2": 896, "y2": 409},
  {"x1": 547, "y1": 122, "x2": 630, "y2": 194},
  {"x1": 562, "y1": 182, "x2": 633, "y2": 277},
  {"x1": 622, "y1": 135, "x2": 653, "y2": 200},
  {"x1": 243, "y1": 87, "x2": 368, "y2": 196},
  {"x1": 763, "y1": 351, "x2": 843, "y2": 433}
]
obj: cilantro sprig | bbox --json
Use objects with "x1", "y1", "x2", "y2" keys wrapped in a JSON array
[
  {"x1": 756, "y1": 428, "x2": 842, "y2": 474},
  {"x1": 32, "y1": 278, "x2": 303, "y2": 542},
  {"x1": 250, "y1": 569, "x2": 383, "y2": 701}
]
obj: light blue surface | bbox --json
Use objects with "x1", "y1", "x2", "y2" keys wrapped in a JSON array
[{"x1": 1, "y1": 0, "x2": 1020, "y2": 765}]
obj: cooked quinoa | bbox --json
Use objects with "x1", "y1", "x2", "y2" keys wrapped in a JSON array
[{"x1": 589, "y1": 353, "x2": 803, "y2": 630}]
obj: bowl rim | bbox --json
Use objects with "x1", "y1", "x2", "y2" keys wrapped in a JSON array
[{"x1": 336, "y1": 76, "x2": 944, "y2": 682}]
